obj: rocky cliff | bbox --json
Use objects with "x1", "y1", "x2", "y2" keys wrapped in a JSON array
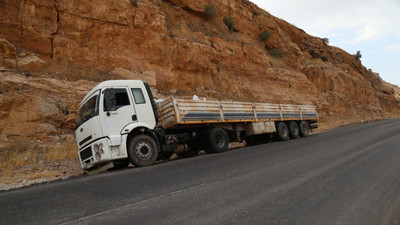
[{"x1": 1, "y1": 0, "x2": 399, "y2": 144}]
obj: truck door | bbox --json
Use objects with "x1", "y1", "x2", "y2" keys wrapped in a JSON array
[
  {"x1": 100, "y1": 87, "x2": 137, "y2": 137},
  {"x1": 130, "y1": 87, "x2": 157, "y2": 128}
]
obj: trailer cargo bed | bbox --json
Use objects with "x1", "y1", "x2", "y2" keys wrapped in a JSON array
[{"x1": 156, "y1": 98, "x2": 318, "y2": 129}]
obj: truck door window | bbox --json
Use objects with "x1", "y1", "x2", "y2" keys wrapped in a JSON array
[
  {"x1": 103, "y1": 88, "x2": 130, "y2": 111},
  {"x1": 131, "y1": 88, "x2": 146, "y2": 104}
]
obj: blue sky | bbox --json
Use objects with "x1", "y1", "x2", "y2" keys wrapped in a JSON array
[{"x1": 251, "y1": 0, "x2": 400, "y2": 87}]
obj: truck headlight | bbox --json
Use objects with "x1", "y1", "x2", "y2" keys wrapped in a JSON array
[
  {"x1": 93, "y1": 142, "x2": 105, "y2": 161},
  {"x1": 94, "y1": 143, "x2": 104, "y2": 154},
  {"x1": 95, "y1": 151, "x2": 101, "y2": 161}
]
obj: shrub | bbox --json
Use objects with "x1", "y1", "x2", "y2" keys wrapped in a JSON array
[
  {"x1": 321, "y1": 38, "x2": 329, "y2": 45},
  {"x1": 354, "y1": 50, "x2": 362, "y2": 60},
  {"x1": 210, "y1": 40, "x2": 215, "y2": 48},
  {"x1": 129, "y1": 0, "x2": 138, "y2": 7},
  {"x1": 0, "y1": 139, "x2": 78, "y2": 172},
  {"x1": 268, "y1": 48, "x2": 283, "y2": 59},
  {"x1": 259, "y1": 31, "x2": 271, "y2": 41},
  {"x1": 223, "y1": 17, "x2": 235, "y2": 31},
  {"x1": 204, "y1": 4, "x2": 217, "y2": 20}
]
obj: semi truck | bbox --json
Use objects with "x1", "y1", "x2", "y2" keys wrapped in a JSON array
[{"x1": 75, "y1": 80, "x2": 318, "y2": 173}]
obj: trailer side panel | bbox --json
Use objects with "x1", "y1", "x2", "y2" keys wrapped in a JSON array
[{"x1": 157, "y1": 98, "x2": 318, "y2": 129}]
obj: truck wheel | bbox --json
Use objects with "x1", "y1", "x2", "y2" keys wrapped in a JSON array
[
  {"x1": 205, "y1": 128, "x2": 229, "y2": 153},
  {"x1": 276, "y1": 122, "x2": 290, "y2": 141},
  {"x1": 299, "y1": 121, "x2": 309, "y2": 137},
  {"x1": 288, "y1": 121, "x2": 300, "y2": 139},
  {"x1": 128, "y1": 134, "x2": 159, "y2": 167}
]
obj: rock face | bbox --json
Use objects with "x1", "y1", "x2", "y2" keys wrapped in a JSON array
[
  {"x1": 0, "y1": 68, "x2": 95, "y2": 145},
  {"x1": 0, "y1": 0, "x2": 399, "y2": 142}
]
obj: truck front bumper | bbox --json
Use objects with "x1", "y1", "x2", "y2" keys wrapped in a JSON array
[{"x1": 78, "y1": 138, "x2": 114, "y2": 171}]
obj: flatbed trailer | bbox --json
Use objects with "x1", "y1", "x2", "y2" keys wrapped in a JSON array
[
  {"x1": 156, "y1": 97, "x2": 318, "y2": 150},
  {"x1": 157, "y1": 97, "x2": 318, "y2": 128}
]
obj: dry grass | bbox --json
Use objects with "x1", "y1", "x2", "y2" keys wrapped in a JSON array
[{"x1": 0, "y1": 138, "x2": 78, "y2": 175}]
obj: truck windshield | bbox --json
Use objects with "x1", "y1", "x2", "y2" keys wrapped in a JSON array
[{"x1": 76, "y1": 91, "x2": 99, "y2": 129}]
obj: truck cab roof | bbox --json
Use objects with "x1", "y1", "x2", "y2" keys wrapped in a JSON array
[{"x1": 79, "y1": 80, "x2": 145, "y2": 107}]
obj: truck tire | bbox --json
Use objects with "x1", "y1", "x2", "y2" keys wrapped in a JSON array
[
  {"x1": 288, "y1": 121, "x2": 300, "y2": 139},
  {"x1": 128, "y1": 134, "x2": 159, "y2": 167},
  {"x1": 299, "y1": 121, "x2": 309, "y2": 137},
  {"x1": 276, "y1": 122, "x2": 290, "y2": 141},
  {"x1": 205, "y1": 128, "x2": 229, "y2": 153}
]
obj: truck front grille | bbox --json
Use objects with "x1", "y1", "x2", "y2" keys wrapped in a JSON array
[
  {"x1": 80, "y1": 146, "x2": 93, "y2": 161},
  {"x1": 79, "y1": 135, "x2": 92, "y2": 147}
]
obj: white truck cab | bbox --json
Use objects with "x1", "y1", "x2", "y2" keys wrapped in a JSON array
[{"x1": 75, "y1": 80, "x2": 157, "y2": 172}]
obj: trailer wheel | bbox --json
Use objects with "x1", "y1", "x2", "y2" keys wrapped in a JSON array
[
  {"x1": 288, "y1": 121, "x2": 300, "y2": 139},
  {"x1": 299, "y1": 121, "x2": 309, "y2": 137},
  {"x1": 205, "y1": 128, "x2": 229, "y2": 153},
  {"x1": 128, "y1": 134, "x2": 159, "y2": 167},
  {"x1": 276, "y1": 122, "x2": 290, "y2": 141}
]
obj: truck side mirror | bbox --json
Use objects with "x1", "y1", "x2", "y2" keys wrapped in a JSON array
[{"x1": 104, "y1": 88, "x2": 117, "y2": 112}]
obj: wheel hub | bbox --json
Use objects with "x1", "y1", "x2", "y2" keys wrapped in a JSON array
[
  {"x1": 215, "y1": 134, "x2": 225, "y2": 148},
  {"x1": 135, "y1": 142, "x2": 153, "y2": 160}
]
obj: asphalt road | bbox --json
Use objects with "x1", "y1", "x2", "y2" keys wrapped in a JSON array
[{"x1": 1, "y1": 119, "x2": 400, "y2": 225}]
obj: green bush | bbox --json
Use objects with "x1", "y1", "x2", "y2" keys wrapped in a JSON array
[
  {"x1": 268, "y1": 48, "x2": 283, "y2": 59},
  {"x1": 354, "y1": 50, "x2": 362, "y2": 60},
  {"x1": 223, "y1": 17, "x2": 235, "y2": 31},
  {"x1": 259, "y1": 31, "x2": 271, "y2": 41},
  {"x1": 205, "y1": 4, "x2": 216, "y2": 20},
  {"x1": 321, "y1": 38, "x2": 329, "y2": 45}
]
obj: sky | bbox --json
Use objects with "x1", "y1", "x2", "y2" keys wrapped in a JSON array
[{"x1": 250, "y1": 0, "x2": 400, "y2": 87}]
